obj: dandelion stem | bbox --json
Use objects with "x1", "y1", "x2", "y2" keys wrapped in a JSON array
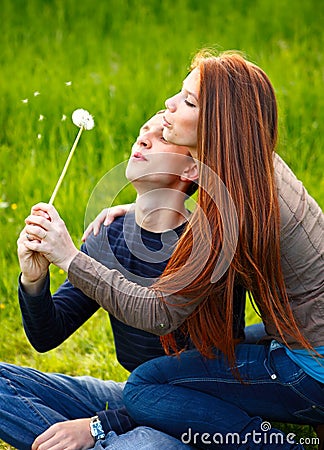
[{"x1": 49, "y1": 126, "x2": 84, "y2": 205}]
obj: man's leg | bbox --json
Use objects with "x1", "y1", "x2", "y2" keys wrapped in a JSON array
[
  {"x1": 0, "y1": 363, "x2": 124, "y2": 449},
  {"x1": 92, "y1": 427, "x2": 196, "y2": 449},
  {"x1": 0, "y1": 363, "x2": 194, "y2": 450}
]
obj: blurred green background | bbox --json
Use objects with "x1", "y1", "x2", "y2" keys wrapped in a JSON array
[{"x1": 0, "y1": 0, "x2": 323, "y2": 447}]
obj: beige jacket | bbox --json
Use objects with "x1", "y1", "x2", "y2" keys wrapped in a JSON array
[{"x1": 68, "y1": 154, "x2": 324, "y2": 349}]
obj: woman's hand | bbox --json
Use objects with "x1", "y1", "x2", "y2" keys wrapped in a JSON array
[
  {"x1": 23, "y1": 203, "x2": 79, "y2": 273},
  {"x1": 32, "y1": 418, "x2": 95, "y2": 450},
  {"x1": 82, "y1": 203, "x2": 134, "y2": 241}
]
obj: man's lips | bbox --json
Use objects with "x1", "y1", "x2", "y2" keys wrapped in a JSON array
[{"x1": 132, "y1": 151, "x2": 148, "y2": 161}]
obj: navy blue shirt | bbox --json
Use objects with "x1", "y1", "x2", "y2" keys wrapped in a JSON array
[
  {"x1": 18, "y1": 212, "x2": 246, "y2": 432},
  {"x1": 18, "y1": 212, "x2": 188, "y2": 372}
]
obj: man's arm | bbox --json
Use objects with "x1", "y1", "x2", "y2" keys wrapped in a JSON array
[
  {"x1": 19, "y1": 245, "x2": 99, "y2": 352},
  {"x1": 23, "y1": 203, "x2": 202, "y2": 336}
]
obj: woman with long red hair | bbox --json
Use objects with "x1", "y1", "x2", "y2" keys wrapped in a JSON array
[{"x1": 23, "y1": 49, "x2": 323, "y2": 449}]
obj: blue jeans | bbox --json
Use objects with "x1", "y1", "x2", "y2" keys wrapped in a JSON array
[
  {"x1": 124, "y1": 342, "x2": 324, "y2": 449},
  {"x1": 0, "y1": 363, "x2": 194, "y2": 450}
]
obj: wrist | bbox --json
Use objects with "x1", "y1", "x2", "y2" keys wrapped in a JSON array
[
  {"x1": 89, "y1": 415, "x2": 105, "y2": 442},
  {"x1": 59, "y1": 249, "x2": 79, "y2": 273},
  {"x1": 21, "y1": 272, "x2": 47, "y2": 296}
]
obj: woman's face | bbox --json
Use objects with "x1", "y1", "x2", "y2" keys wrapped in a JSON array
[{"x1": 162, "y1": 67, "x2": 200, "y2": 157}]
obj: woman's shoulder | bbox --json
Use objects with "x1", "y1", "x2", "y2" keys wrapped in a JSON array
[{"x1": 273, "y1": 153, "x2": 323, "y2": 228}]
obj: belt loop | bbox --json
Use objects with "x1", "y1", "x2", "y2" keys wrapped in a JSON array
[{"x1": 263, "y1": 340, "x2": 281, "y2": 380}]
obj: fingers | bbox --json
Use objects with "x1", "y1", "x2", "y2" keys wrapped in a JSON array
[
  {"x1": 31, "y1": 203, "x2": 60, "y2": 222},
  {"x1": 81, "y1": 204, "x2": 134, "y2": 242},
  {"x1": 32, "y1": 426, "x2": 55, "y2": 450},
  {"x1": 103, "y1": 208, "x2": 115, "y2": 226},
  {"x1": 23, "y1": 203, "x2": 61, "y2": 242},
  {"x1": 104, "y1": 205, "x2": 130, "y2": 225},
  {"x1": 25, "y1": 213, "x2": 50, "y2": 230},
  {"x1": 22, "y1": 237, "x2": 44, "y2": 253},
  {"x1": 24, "y1": 214, "x2": 50, "y2": 242},
  {"x1": 82, "y1": 219, "x2": 101, "y2": 241},
  {"x1": 32, "y1": 209, "x2": 51, "y2": 220},
  {"x1": 82, "y1": 209, "x2": 108, "y2": 241},
  {"x1": 17, "y1": 227, "x2": 40, "y2": 246},
  {"x1": 25, "y1": 225, "x2": 47, "y2": 241},
  {"x1": 82, "y1": 222, "x2": 95, "y2": 242},
  {"x1": 18, "y1": 227, "x2": 28, "y2": 242},
  {"x1": 32, "y1": 419, "x2": 94, "y2": 450}
]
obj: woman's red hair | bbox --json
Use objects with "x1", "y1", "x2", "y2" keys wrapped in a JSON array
[{"x1": 154, "y1": 50, "x2": 313, "y2": 366}]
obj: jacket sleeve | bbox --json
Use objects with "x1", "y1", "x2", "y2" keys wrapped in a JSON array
[{"x1": 68, "y1": 251, "x2": 199, "y2": 335}]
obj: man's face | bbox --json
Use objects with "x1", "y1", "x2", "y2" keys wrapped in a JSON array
[{"x1": 126, "y1": 114, "x2": 195, "y2": 189}]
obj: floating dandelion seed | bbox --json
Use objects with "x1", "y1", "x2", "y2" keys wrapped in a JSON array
[
  {"x1": 61, "y1": 114, "x2": 67, "y2": 121},
  {"x1": 37, "y1": 134, "x2": 42, "y2": 139},
  {"x1": 34, "y1": 91, "x2": 40, "y2": 96},
  {"x1": 39, "y1": 114, "x2": 44, "y2": 121},
  {"x1": 22, "y1": 99, "x2": 28, "y2": 104},
  {"x1": 49, "y1": 109, "x2": 94, "y2": 205},
  {"x1": 65, "y1": 81, "x2": 72, "y2": 86}
]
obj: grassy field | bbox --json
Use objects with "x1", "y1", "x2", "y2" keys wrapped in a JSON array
[{"x1": 0, "y1": 0, "x2": 323, "y2": 448}]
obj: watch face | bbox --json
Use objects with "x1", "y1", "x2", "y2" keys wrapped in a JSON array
[
  {"x1": 92, "y1": 422, "x2": 102, "y2": 434},
  {"x1": 90, "y1": 418, "x2": 105, "y2": 440}
]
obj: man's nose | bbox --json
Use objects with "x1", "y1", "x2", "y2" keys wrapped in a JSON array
[{"x1": 137, "y1": 135, "x2": 152, "y2": 148}]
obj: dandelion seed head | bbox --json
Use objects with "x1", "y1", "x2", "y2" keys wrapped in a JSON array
[
  {"x1": 34, "y1": 91, "x2": 40, "y2": 96},
  {"x1": 72, "y1": 108, "x2": 94, "y2": 131},
  {"x1": 39, "y1": 114, "x2": 44, "y2": 121},
  {"x1": 65, "y1": 81, "x2": 72, "y2": 86},
  {"x1": 37, "y1": 133, "x2": 42, "y2": 139},
  {"x1": 22, "y1": 99, "x2": 28, "y2": 104}
]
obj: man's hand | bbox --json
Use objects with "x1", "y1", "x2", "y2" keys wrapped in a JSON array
[
  {"x1": 17, "y1": 227, "x2": 50, "y2": 295},
  {"x1": 23, "y1": 203, "x2": 79, "y2": 273},
  {"x1": 82, "y1": 203, "x2": 134, "y2": 241},
  {"x1": 32, "y1": 418, "x2": 96, "y2": 450}
]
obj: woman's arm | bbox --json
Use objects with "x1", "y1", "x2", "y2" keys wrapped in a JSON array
[
  {"x1": 68, "y1": 251, "x2": 196, "y2": 335},
  {"x1": 24, "y1": 203, "x2": 198, "y2": 335}
]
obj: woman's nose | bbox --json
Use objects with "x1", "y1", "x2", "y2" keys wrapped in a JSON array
[{"x1": 165, "y1": 96, "x2": 176, "y2": 112}]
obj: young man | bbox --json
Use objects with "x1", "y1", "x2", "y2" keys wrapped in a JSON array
[{"x1": 0, "y1": 113, "x2": 200, "y2": 449}]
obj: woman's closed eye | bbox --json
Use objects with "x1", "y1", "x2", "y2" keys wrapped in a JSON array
[{"x1": 184, "y1": 99, "x2": 196, "y2": 107}]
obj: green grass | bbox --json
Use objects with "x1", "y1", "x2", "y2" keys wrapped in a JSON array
[{"x1": 0, "y1": 0, "x2": 323, "y2": 448}]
